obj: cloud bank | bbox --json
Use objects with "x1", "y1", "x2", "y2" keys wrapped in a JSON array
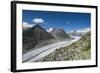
[{"x1": 23, "y1": 22, "x2": 33, "y2": 29}]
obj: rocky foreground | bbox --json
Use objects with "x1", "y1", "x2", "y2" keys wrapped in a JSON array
[{"x1": 36, "y1": 31, "x2": 91, "y2": 62}]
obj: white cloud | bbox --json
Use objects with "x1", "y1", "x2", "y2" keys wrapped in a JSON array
[
  {"x1": 23, "y1": 22, "x2": 33, "y2": 29},
  {"x1": 23, "y1": 18, "x2": 44, "y2": 30},
  {"x1": 33, "y1": 18, "x2": 44, "y2": 24}
]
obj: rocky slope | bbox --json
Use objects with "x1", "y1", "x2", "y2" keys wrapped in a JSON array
[
  {"x1": 23, "y1": 25, "x2": 55, "y2": 53},
  {"x1": 50, "y1": 28, "x2": 71, "y2": 41},
  {"x1": 36, "y1": 31, "x2": 91, "y2": 62}
]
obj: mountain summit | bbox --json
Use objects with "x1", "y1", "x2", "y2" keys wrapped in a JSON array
[
  {"x1": 23, "y1": 25, "x2": 55, "y2": 53},
  {"x1": 50, "y1": 28, "x2": 71, "y2": 40}
]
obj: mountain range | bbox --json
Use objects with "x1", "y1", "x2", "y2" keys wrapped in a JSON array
[
  {"x1": 68, "y1": 28, "x2": 90, "y2": 36},
  {"x1": 23, "y1": 25, "x2": 71, "y2": 54}
]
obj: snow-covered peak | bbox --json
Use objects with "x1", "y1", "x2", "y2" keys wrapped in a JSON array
[
  {"x1": 68, "y1": 28, "x2": 90, "y2": 36},
  {"x1": 47, "y1": 28, "x2": 54, "y2": 32},
  {"x1": 76, "y1": 28, "x2": 90, "y2": 33}
]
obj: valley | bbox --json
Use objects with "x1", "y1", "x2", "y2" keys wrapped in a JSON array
[
  {"x1": 23, "y1": 36, "x2": 81, "y2": 62},
  {"x1": 37, "y1": 31, "x2": 91, "y2": 62},
  {"x1": 22, "y1": 24, "x2": 91, "y2": 63}
]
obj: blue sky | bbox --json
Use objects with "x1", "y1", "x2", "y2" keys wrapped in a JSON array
[{"x1": 22, "y1": 10, "x2": 91, "y2": 32}]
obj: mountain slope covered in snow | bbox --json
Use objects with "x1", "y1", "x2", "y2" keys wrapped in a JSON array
[{"x1": 68, "y1": 28, "x2": 90, "y2": 36}]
